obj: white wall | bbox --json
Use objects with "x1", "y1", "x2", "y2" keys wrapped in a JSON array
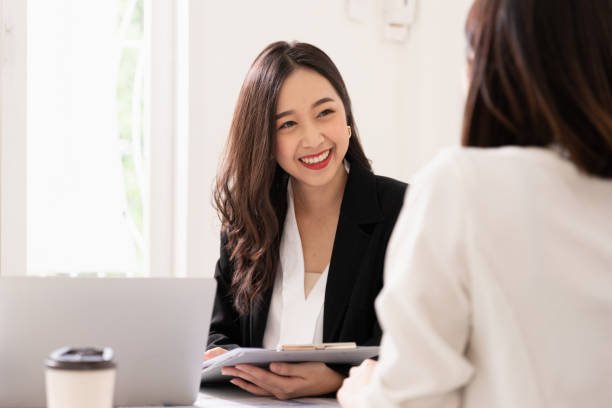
[
  {"x1": 0, "y1": 0, "x2": 28, "y2": 276},
  {"x1": 396, "y1": 0, "x2": 472, "y2": 177},
  {"x1": 0, "y1": 0, "x2": 473, "y2": 277},
  {"x1": 188, "y1": 0, "x2": 473, "y2": 277}
]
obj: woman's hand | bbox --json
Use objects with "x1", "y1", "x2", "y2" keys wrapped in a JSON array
[
  {"x1": 337, "y1": 359, "x2": 377, "y2": 408},
  {"x1": 222, "y1": 361, "x2": 344, "y2": 400},
  {"x1": 204, "y1": 347, "x2": 228, "y2": 361}
]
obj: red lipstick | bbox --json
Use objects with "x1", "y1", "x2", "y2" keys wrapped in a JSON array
[{"x1": 299, "y1": 149, "x2": 332, "y2": 170}]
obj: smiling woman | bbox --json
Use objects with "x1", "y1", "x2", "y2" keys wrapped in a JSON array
[
  {"x1": 275, "y1": 69, "x2": 350, "y2": 188},
  {"x1": 206, "y1": 41, "x2": 408, "y2": 399}
]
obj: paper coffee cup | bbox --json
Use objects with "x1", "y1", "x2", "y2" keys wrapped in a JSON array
[{"x1": 45, "y1": 347, "x2": 116, "y2": 408}]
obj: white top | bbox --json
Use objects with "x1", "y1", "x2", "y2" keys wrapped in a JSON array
[
  {"x1": 262, "y1": 182, "x2": 329, "y2": 349},
  {"x1": 362, "y1": 147, "x2": 612, "y2": 408}
]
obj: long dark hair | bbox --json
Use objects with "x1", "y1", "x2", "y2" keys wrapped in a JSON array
[
  {"x1": 214, "y1": 41, "x2": 371, "y2": 315},
  {"x1": 463, "y1": 0, "x2": 612, "y2": 177}
]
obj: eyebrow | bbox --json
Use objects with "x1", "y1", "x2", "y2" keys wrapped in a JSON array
[{"x1": 275, "y1": 97, "x2": 335, "y2": 120}]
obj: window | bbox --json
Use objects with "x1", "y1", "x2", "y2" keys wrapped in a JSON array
[
  {"x1": 27, "y1": 0, "x2": 148, "y2": 276},
  {"x1": 1, "y1": 0, "x2": 182, "y2": 277}
]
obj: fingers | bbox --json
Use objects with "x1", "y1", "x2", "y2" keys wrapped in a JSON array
[
  {"x1": 236, "y1": 364, "x2": 293, "y2": 394},
  {"x1": 224, "y1": 362, "x2": 345, "y2": 399},
  {"x1": 229, "y1": 378, "x2": 272, "y2": 396},
  {"x1": 269, "y1": 362, "x2": 304, "y2": 378},
  {"x1": 272, "y1": 362, "x2": 343, "y2": 397},
  {"x1": 222, "y1": 365, "x2": 265, "y2": 386},
  {"x1": 269, "y1": 361, "x2": 332, "y2": 379},
  {"x1": 223, "y1": 364, "x2": 296, "y2": 400},
  {"x1": 204, "y1": 347, "x2": 228, "y2": 361}
]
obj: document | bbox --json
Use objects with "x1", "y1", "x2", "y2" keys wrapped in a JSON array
[{"x1": 201, "y1": 346, "x2": 379, "y2": 383}]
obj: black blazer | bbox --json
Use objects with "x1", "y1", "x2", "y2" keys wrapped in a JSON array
[{"x1": 208, "y1": 161, "x2": 407, "y2": 353}]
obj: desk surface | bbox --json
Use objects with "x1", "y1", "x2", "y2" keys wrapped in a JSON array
[{"x1": 128, "y1": 384, "x2": 339, "y2": 407}]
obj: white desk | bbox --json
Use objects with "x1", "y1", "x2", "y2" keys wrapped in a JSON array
[{"x1": 130, "y1": 384, "x2": 339, "y2": 407}]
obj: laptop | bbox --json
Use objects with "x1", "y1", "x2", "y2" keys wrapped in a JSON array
[{"x1": 0, "y1": 277, "x2": 216, "y2": 407}]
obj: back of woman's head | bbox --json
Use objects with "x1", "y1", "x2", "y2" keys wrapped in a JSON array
[
  {"x1": 463, "y1": 0, "x2": 612, "y2": 177},
  {"x1": 215, "y1": 41, "x2": 369, "y2": 315}
]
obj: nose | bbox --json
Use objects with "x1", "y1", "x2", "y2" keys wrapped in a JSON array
[{"x1": 300, "y1": 120, "x2": 325, "y2": 149}]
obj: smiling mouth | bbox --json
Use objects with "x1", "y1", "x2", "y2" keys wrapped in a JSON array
[{"x1": 298, "y1": 149, "x2": 332, "y2": 170}]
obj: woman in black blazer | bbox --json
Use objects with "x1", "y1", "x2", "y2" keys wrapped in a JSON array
[{"x1": 207, "y1": 41, "x2": 407, "y2": 399}]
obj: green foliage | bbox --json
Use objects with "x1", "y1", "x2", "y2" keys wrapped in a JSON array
[{"x1": 116, "y1": 0, "x2": 146, "y2": 276}]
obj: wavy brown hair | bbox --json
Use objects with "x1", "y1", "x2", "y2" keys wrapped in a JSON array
[
  {"x1": 463, "y1": 0, "x2": 612, "y2": 177},
  {"x1": 214, "y1": 41, "x2": 371, "y2": 315}
]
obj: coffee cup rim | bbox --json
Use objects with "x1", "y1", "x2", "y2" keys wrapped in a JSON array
[{"x1": 46, "y1": 347, "x2": 116, "y2": 371}]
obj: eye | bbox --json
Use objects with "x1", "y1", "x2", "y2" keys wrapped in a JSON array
[
  {"x1": 279, "y1": 120, "x2": 297, "y2": 130},
  {"x1": 317, "y1": 109, "x2": 334, "y2": 118}
]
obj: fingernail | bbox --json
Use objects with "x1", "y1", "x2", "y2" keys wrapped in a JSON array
[{"x1": 269, "y1": 363, "x2": 278, "y2": 372}]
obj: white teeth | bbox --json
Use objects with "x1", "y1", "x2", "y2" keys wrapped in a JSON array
[{"x1": 300, "y1": 149, "x2": 330, "y2": 165}]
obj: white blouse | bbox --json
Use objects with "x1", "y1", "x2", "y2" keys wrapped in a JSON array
[
  {"x1": 362, "y1": 147, "x2": 612, "y2": 408},
  {"x1": 262, "y1": 181, "x2": 329, "y2": 349}
]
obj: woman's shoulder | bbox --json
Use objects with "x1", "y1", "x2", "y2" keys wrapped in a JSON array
[
  {"x1": 372, "y1": 173, "x2": 407, "y2": 200},
  {"x1": 418, "y1": 145, "x2": 573, "y2": 186},
  {"x1": 373, "y1": 173, "x2": 408, "y2": 194},
  {"x1": 372, "y1": 173, "x2": 408, "y2": 218}
]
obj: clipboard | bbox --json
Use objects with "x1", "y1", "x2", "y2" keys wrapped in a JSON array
[{"x1": 201, "y1": 344, "x2": 379, "y2": 383}]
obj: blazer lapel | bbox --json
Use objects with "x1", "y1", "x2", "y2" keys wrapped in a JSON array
[{"x1": 323, "y1": 162, "x2": 383, "y2": 341}]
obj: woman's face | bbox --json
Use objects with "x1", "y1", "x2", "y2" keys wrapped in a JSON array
[{"x1": 274, "y1": 68, "x2": 350, "y2": 189}]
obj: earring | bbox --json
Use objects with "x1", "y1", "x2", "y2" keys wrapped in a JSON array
[{"x1": 347, "y1": 125, "x2": 352, "y2": 138}]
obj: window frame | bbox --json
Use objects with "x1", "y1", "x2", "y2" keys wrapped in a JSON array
[{"x1": 0, "y1": 0, "x2": 27, "y2": 276}]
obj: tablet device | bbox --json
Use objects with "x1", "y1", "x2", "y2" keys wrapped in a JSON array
[{"x1": 201, "y1": 346, "x2": 379, "y2": 382}]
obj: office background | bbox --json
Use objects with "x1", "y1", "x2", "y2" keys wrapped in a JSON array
[{"x1": 0, "y1": 0, "x2": 471, "y2": 279}]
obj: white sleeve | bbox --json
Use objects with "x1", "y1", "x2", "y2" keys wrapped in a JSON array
[{"x1": 362, "y1": 150, "x2": 474, "y2": 408}]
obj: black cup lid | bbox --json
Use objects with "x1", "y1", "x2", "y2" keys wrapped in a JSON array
[{"x1": 46, "y1": 347, "x2": 116, "y2": 370}]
